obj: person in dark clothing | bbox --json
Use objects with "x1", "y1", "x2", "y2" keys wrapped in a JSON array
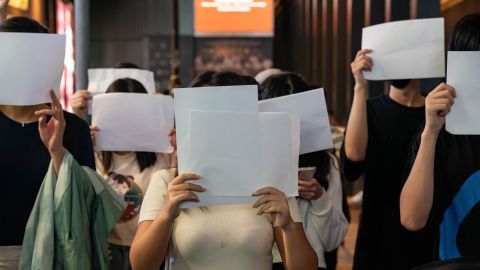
[
  {"x1": 401, "y1": 13, "x2": 480, "y2": 264},
  {"x1": 0, "y1": 16, "x2": 95, "y2": 269},
  {"x1": 342, "y1": 47, "x2": 434, "y2": 269}
]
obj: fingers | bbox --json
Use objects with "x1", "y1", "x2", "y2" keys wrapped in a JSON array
[
  {"x1": 252, "y1": 194, "x2": 280, "y2": 208},
  {"x1": 171, "y1": 182, "x2": 207, "y2": 192},
  {"x1": 49, "y1": 90, "x2": 63, "y2": 110},
  {"x1": 170, "y1": 173, "x2": 201, "y2": 185},
  {"x1": 256, "y1": 201, "x2": 276, "y2": 215},
  {"x1": 38, "y1": 116, "x2": 47, "y2": 129},
  {"x1": 298, "y1": 179, "x2": 315, "y2": 188},
  {"x1": 430, "y1": 83, "x2": 456, "y2": 98},
  {"x1": 356, "y1": 49, "x2": 373, "y2": 57},
  {"x1": 172, "y1": 191, "x2": 199, "y2": 203},
  {"x1": 90, "y1": 125, "x2": 100, "y2": 132},
  {"x1": 298, "y1": 186, "x2": 316, "y2": 193},
  {"x1": 299, "y1": 191, "x2": 316, "y2": 199},
  {"x1": 34, "y1": 109, "x2": 56, "y2": 117},
  {"x1": 253, "y1": 186, "x2": 283, "y2": 196}
]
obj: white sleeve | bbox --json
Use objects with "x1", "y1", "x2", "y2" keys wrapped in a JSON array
[
  {"x1": 305, "y1": 156, "x2": 349, "y2": 252},
  {"x1": 288, "y1": 197, "x2": 302, "y2": 223},
  {"x1": 138, "y1": 169, "x2": 173, "y2": 223}
]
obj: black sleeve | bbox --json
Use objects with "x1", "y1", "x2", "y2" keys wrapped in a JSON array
[
  {"x1": 340, "y1": 141, "x2": 365, "y2": 182},
  {"x1": 62, "y1": 111, "x2": 96, "y2": 170}
]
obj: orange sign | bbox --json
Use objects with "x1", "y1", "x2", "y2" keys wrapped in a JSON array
[{"x1": 194, "y1": 0, "x2": 274, "y2": 36}]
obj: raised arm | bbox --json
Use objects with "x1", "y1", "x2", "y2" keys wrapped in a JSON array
[
  {"x1": 253, "y1": 187, "x2": 317, "y2": 270},
  {"x1": 400, "y1": 83, "x2": 455, "y2": 231},
  {"x1": 130, "y1": 173, "x2": 205, "y2": 270},
  {"x1": 344, "y1": 49, "x2": 372, "y2": 162}
]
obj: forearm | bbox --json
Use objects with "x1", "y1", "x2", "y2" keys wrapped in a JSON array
[
  {"x1": 345, "y1": 84, "x2": 369, "y2": 162},
  {"x1": 275, "y1": 222, "x2": 317, "y2": 270},
  {"x1": 400, "y1": 130, "x2": 438, "y2": 231},
  {"x1": 50, "y1": 147, "x2": 66, "y2": 175},
  {"x1": 130, "y1": 211, "x2": 174, "y2": 270}
]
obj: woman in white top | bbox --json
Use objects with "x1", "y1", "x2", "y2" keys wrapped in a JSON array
[
  {"x1": 261, "y1": 72, "x2": 349, "y2": 270},
  {"x1": 130, "y1": 71, "x2": 318, "y2": 270},
  {"x1": 72, "y1": 76, "x2": 171, "y2": 270}
]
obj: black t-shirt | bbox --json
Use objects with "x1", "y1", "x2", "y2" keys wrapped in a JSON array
[
  {"x1": 409, "y1": 130, "x2": 480, "y2": 261},
  {"x1": 341, "y1": 94, "x2": 434, "y2": 270},
  {"x1": 0, "y1": 110, "x2": 95, "y2": 246}
]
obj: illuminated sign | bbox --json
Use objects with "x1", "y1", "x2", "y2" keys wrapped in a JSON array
[{"x1": 195, "y1": 0, "x2": 274, "y2": 37}]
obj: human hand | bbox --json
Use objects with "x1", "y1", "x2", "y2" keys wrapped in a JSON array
[
  {"x1": 253, "y1": 187, "x2": 292, "y2": 229},
  {"x1": 35, "y1": 90, "x2": 66, "y2": 157},
  {"x1": 351, "y1": 49, "x2": 373, "y2": 88},
  {"x1": 163, "y1": 173, "x2": 205, "y2": 220},
  {"x1": 298, "y1": 178, "x2": 324, "y2": 200},
  {"x1": 424, "y1": 83, "x2": 456, "y2": 136},
  {"x1": 90, "y1": 125, "x2": 100, "y2": 147},
  {"x1": 71, "y1": 90, "x2": 91, "y2": 119}
]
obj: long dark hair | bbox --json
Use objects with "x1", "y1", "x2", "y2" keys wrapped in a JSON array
[
  {"x1": 101, "y1": 78, "x2": 157, "y2": 172},
  {"x1": 261, "y1": 72, "x2": 332, "y2": 189}
]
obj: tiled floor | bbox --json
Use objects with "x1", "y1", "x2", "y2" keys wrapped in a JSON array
[{"x1": 336, "y1": 201, "x2": 360, "y2": 270}]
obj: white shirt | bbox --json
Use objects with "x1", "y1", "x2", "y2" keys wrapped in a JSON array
[
  {"x1": 139, "y1": 169, "x2": 302, "y2": 270},
  {"x1": 273, "y1": 153, "x2": 349, "y2": 268}
]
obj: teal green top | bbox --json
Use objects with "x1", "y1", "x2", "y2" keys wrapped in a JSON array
[{"x1": 20, "y1": 152, "x2": 126, "y2": 270}]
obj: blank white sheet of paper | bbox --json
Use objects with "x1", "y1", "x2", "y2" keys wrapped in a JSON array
[
  {"x1": 186, "y1": 111, "x2": 298, "y2": 197},
  {"x1": 361, "y1": 18, "x2": 445, "y2": 80},
  {"x1": 259, "y1": 89, "x2": 333, "y2": 154},
  {"x1": 446, "y1": 51, "x2": 480, "y2": 134},
  {"x1": 88, "y1": 68, "x2": 156, "y2": 94},
  {"x1": 92, "y1": 93, "x2": 174, "y2": 152},
  {"x1": 0, "y1": 33, "x2": 66, "y2": 105},
  {"x1": 174, "y1": 85, "x2": 259, "y2": 173}
]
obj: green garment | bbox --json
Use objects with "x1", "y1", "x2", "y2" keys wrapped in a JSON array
[{"x1": 19, "y1": 152, "x2": 126, "y2": 270}]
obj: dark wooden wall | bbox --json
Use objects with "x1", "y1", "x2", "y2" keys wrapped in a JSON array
[{"x1": 274, "y1": 0, "x2": 440, "y2": 124}]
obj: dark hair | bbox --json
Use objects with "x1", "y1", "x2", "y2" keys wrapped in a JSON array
[
  {"x1": 0, "y1": 16, "x2": 49, "y2": 33},
  {"x1": 113, "y1": 62, "x2": 141, "y2": 69},
  {"x1": 189, "y1": 71, "x2": 259, "y2": 88},
  {"x1": 390, "y1": 79, "x2": 411, "y2": 89},
  {"x1": 261, "y1": 72, "x2": 311, "y2": 99},
  {"x1": 261, "y1": 72, "x2": 331, "y2": 189},
  {"x1": 102, "y1": 78, "x2": 157, "y2": 172},
  {"x1": 449, "y1": 13, "x2": 480, "y2": 51}
]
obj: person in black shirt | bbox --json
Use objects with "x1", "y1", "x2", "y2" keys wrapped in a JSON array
[
  {"x1": 0, "y1": 17, "x2": 95, "y2": 268},
  {"x1": 401, "y1": 13, "x2": 480, "y2": 263},
  {"x1": 342, "y1": 48, "x2": 434, "y2": 269}
]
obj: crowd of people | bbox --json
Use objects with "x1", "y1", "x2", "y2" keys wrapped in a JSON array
[{"x1": 1, "y1": 11, "x2": 480, "y2": 270}]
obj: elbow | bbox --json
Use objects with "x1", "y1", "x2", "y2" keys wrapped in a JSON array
[
  {"x1": 345, "y1": 147, "x2": 365, "y2": 162},
  {"x1": 400, "y1": 212, "x2": 427, "y2": 232}
]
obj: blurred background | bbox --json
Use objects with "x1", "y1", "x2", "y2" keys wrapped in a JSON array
[{"x1": 1, "y1": 0, "x2": 478, "y2": 124}]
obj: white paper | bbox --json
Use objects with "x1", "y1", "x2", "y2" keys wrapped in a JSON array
[
  {"x1": 361, "y1": 18, "x2": 445, "y2": 80},
  {"x1": 174, "y1": 85, "x2": 259, "y2": 173},
  {"x1": 92, "y1": 93, "x2": 174, "y2": 152},
  {"x1": 185, "y1": 111, "x2": 298, "y2": 200},
  {"x1": 0, "y1": 33, "x2": 66, "y2": 105},
  {"x1": 446, "y1": 51, "x2": 480, "y2": 134},
  {"x1": 259, "y1": 89, "x2": 333, "y2": 154},
  {"x1": 88, "y1": 68, "x2": 156, "y2": 94},
  {"x1": 87, "y1": 68, "x2": 156, "y2": 113}
]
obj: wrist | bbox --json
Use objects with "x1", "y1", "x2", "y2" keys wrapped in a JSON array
[
  {"x1": 49, "y1": 147, "x2": 66, "y2": 160},
  {"x1": 422, "y1": 128, "x2": 440, "y2": 140},
  {"x1": 354, "y1": 84, "x2": 369, "y2": 97},
  {"x1": 280, "y1": 215, "x2": 294, "y2": 230}
]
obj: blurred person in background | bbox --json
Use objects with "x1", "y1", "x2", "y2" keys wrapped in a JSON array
[{"x1": 262, "y1": 72, "x2": 348, "y2": 270}]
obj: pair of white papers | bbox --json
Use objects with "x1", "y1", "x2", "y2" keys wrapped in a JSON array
[
  {"x1": 362, "y1": 18, "x2": 445, "y2": 80},
  {"x1": 86, "y1": 68, "x2": 156, "y2": 113},
  {"x1": 92, "y1": 93, "x2": 174, "y2": 153},
  {"x1": 0, "y1": 33, "x2": 66, "y2": 105},
  {"x1": 175, "y1": 86, "x2": 332, "y2": 207},
  {"x1": 446, "y1": 52, "x2": 480, "y2": 135}
]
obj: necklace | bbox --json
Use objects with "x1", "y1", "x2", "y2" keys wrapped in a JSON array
[{"x1": 22, "y1": 121, "x2": 25, "y2": 127}]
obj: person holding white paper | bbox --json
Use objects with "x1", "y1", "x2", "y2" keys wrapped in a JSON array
[
  {"x1": 342, "y1": 43, "x2": 432, "y2": 269},
  {"x1": 71, "y1": 62, "x2": 143, "y2": 120},
  {"x1": 0, "y1": 17, "x2": 96, "y2": 269},
  {"x1": 401, "y1": 13, "x2": 480, "y2": 263},
  {"x1": 262, "y1": 72, "x2": 348, "y2": 270},
  {"x1": 130, "y1": 71, "x2": 317, "y2": 270},
  {"x1": 89, "y1": 78, "x2": 171, "y2": 270}
]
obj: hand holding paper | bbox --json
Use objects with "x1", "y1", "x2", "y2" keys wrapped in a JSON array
[{"x1": 92, "y1": 93, "x2": 174, "y2": 152}]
